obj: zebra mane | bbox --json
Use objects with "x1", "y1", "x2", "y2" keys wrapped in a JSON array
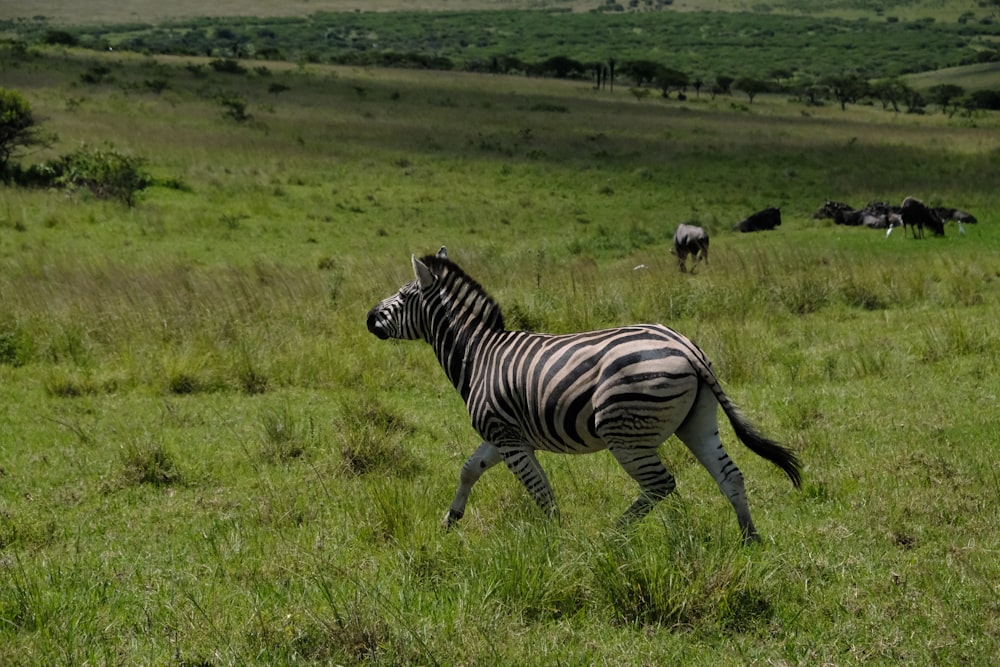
[{"x1": 420, "y1": 254, "x2": 506, "y2": 332}]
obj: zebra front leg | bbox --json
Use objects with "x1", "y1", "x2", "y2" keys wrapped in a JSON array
[
  {"x1": 443, "y1": 441, "x2": 502, "y2": 529},
  {"x1": 610, "y1": 445, "x2": 677, "y2": 526},
  {"x1": 501, "y1": 447, "x2": 560, "y2": 522}
]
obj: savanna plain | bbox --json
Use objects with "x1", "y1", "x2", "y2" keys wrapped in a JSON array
[{"x1": 2, "y1": 5, "x2": 1000, "y2": 666}]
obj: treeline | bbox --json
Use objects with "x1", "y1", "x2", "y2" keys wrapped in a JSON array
[
  {"x1": 30, "y1": 30, "x2": 1000, "y2": 114},
  {"x1": 10, "y1": 8, "x2": 1000, "y2": 84}
]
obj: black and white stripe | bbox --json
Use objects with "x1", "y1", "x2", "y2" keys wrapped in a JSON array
[{"x1": 367, "y1": 247, "x2": 801, "y2": 542}]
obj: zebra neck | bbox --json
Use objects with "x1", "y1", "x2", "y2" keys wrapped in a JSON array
[
  {"x1": 423, "y1": 267, "x2": 505, "y2": 401},
  {"x1": 428, "y1": 322, "x2": 499, "y2": 402}
]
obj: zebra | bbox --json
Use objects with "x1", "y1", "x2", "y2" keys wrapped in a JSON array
[{"x1": 366, "y1": 247, "x2": 801, "y2": 542}]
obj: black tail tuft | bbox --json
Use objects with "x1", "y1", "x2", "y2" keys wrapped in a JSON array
[{"x1": 728, "y1": 409, "x2": 801, "y2": 488}]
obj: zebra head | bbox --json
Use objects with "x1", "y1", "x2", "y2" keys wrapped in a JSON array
[{"x1": 366, "y1": 246, "x2": 448, "y2": 340}]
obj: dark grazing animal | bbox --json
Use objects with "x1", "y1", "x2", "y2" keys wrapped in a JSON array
[
  {"x1": 901, "y1": 197, "x2": 945, "y2": 238},
  {"x1": 827, "y1": 201, "x2": 899, "y2": 230},
  {"x1": 857, "y1": 201, "x2": 898, "y2": 230},
  {"x1": 367, "y1": 247, "x2": 801, "y2": 543},
  {"x1": 672, "y1": 223, "x2": 709, "y2": 273},
  {"x1": 813, "y1": 200, "x2": 854, "y2": 220},
  {"x1": 933, "y1": 207, "x2": 978, "y2": 224},
  {"x1": 734, "y1": 207, "x2": 781, "y2": 232}
]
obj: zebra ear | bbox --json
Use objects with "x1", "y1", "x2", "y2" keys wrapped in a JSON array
[
  {"x1": 412, "y1": 255, "x2": 436, "y2": 289},
  {"x1": 436, "y1": 246, "x2": 448, "y2": 259}
]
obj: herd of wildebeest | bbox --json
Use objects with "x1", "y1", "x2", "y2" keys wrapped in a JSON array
[{"x1": 671, "y1": 196, "x2": 978, "y2": 272}]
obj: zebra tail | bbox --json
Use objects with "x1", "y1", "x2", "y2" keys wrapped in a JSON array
[{"x1": 716, "y1": 392, "x2": 802, "y2": 489}]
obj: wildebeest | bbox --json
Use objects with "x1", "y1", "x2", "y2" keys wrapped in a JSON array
[
  {"x1": 933, "y1": 207, "x2": 978, "y2": 224},
  {"x1": 824, "y1": 200, "x2": 900, "y2": 230},
  {"x1": 813, "y1": 200, "x2": 854, "y2": 221},
  {"x1": 672, "y1": 223, "x2": 709, "y2": 273},
  {"x1": 856, "y1": 201, "x2": 899, "y2": 230},
  {"x1": 901, "y1": 196, "x2": 945, "y2": 238},
  {"x1": 734, "y1": 207, "x2": 781, "y2": 232}
]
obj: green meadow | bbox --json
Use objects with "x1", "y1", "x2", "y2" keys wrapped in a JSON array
[{"x1": 1, "y1": 16, "x2": 1000, "y2": 667}]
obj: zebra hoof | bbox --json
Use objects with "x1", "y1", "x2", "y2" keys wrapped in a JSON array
[{"x1": 442, "y1": 508, "x2": 463, "y2": 530}]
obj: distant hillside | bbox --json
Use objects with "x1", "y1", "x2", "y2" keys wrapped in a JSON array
[
  {"x1": 906, "y1": 61, "x2": 1000, "y2": 90},
  {"x1": 5, "y1": 9, "x2": 999, "y2": 86},
  {"x1": 1, "y1": 0, "x2": 997, "y2": 26}
]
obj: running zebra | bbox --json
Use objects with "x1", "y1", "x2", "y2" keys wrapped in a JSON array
[{"x1": 366, "y1": 247, "x2": 801, "y2": 542}]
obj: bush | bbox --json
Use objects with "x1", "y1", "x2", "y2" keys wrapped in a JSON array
[
  {"x1": 50, "y1": 144, "x2": 152, "y2": 207},
  {"x1": 210, "y1": 58, "x2": 247, "y2": 75},
  {"x1": 218, "y1": 93, "x2": 251, "y2": 122},
  {"x1": 43, "y1": 30, "x2": 78, "y2": 47},
  {"x1": 0, "y1": 323, "x2": 32, "y2": 367}
]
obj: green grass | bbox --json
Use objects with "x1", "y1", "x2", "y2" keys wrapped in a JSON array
[{"x1": 1, "y1": 44, "x2": 999, "y2": 665}]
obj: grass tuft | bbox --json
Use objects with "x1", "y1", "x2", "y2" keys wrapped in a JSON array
[
  {"x1": 115, "y1": 437, "x2": 182, "y2": 488},
  {"x1": 335, "y1": 398, "x2": 421, "y2": 478},
  {"x1": 258, "y1": 404, "x2": 313, "y2": 464}
]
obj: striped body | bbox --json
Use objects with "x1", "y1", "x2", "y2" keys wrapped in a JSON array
[
  {"x1": 466, "y1": 325, "x2": 703, "y2": 455},
  {"x1": 367, "y1": 248, "x2": 800, "y2": 542}
]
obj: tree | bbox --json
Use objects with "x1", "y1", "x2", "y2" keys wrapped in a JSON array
[
  {"x1": 654, "y1": 66, "x2": 689, "y2": 98},
  {"x1": 692, "y1": 77, "x2": 704, "y2": 98},
  {"x1": 537, "y1": 56, "x2": 586, "y2": 79},
  {"x1": 968, "y1": 88, "x2": 1000, "y2": 111},
  {"x1": 0, "y1": 88, "x2": 47, "y2": 172},
  {"x1": 902, "y1": 87, "x2": 926, "y2": 114},
  {"x1": 822, "y1": 74, "x2": 869, "y2": 111},
  {"x1": 769, "y1": 68, "x2": 794, "y2": 87},
  {"x1": 621, "y1": 59, "x2": 661, "y2": 87},
  {"x1": 796, "y1": 79, "x2": 827, "y2": 106},
  {"x1": 871, "y1": 78, "x2": 909, "y2": 112},
  {"x1": 713, "y1": 75, "x2": 734, "y2": 97},
  {"x1": 733, "y1": 77, "x2": 769, "y2": 104},
  {"x1": 926, "y1": 84, "x2": 965, "y2": 116}
]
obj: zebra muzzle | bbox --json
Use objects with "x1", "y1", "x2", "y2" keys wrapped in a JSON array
[{"x1": 366, "y1": 309, "x2": 390, "y2": 339}]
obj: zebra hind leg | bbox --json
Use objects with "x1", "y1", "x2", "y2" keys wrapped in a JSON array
[
  {"x1": 609, "y1": 445, "x2": 677, "y2": 526},
  {"x1": 443, "y1": 441, "x2": 502, "y2": 529},
  {"x1": 675, "y1": 386, "x2": 760, "y2": 543}
]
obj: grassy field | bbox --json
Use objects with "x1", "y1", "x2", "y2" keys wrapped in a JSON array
[{"x1": 1, "y1": 41, "x2": 1000, "y2": 665}]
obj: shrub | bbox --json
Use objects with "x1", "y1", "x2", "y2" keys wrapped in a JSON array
[
  {"x1": 218, "y1": 93, "x2": 251, "y2": 122},
  {"x1": 210, "y1": 58, "x2": 247, "y2": 75},
  {"x1": 43, "y1": 30, "x2": 78, "y2": 47},
  {"x1": 51, "y1": 144, "x2": 152, "y2": 207},
  {"x1": 143, "y1": 79, "x2": 169, "y2": 94},
  {"x1": 80, "y1": 65, "x2": 112, "y2": 85},
  {"x1": 0, "y1": 323, "x2": 32, "y2": 366}
]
